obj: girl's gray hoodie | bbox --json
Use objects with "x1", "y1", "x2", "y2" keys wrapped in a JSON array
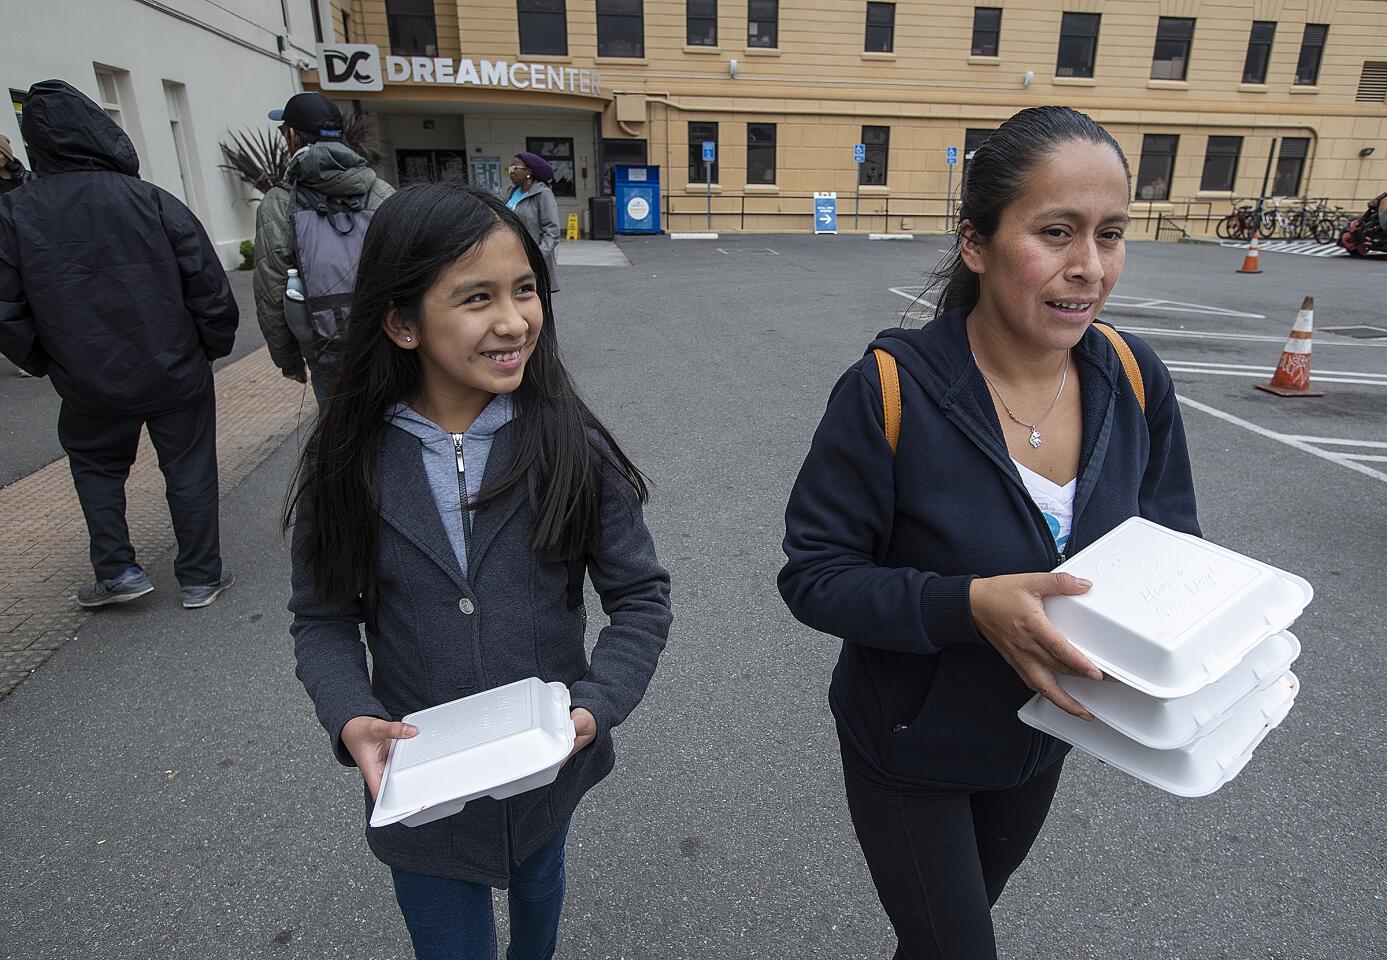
[{"x1": 385, "y1": 394, "x2": 515, "y2": 574}]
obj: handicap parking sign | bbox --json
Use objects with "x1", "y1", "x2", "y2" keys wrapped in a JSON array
[
  {"x1": 853, "y1": 143, "x2": 866, "y2": 164},
  {"x1": 946, "y1": 146, "x2": 959, "y2": 165},
  {"x1": 702, "y1": 141, "x2": 716, "y2": 163}
]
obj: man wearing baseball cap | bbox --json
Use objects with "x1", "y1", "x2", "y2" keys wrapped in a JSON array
[{"x1": 253, "y1": 92, "x2": 393, "y2": 402}]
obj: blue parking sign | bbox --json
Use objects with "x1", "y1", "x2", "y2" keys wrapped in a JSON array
[
  {"x1": 853, "y1": 143, "x2": 866, "y2": 164},
  {"x1": 702, "y1": 141, "x2": 716, "y2": 163},
  {"x1": 946, "y1": 146, "x2": 959, "y2": 165}
]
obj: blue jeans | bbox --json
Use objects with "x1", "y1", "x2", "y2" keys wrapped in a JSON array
[{"x1": 391, "y1": 821, "x2": 570, "y2": 960}]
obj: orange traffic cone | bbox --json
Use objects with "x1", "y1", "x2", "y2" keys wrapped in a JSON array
[
  {"x1": 1255, "y1": 296, "x2": 1324, "y2": 397},
  {"x1": 1238, "y1": 233, "x2": 1263, "y2": 274}
]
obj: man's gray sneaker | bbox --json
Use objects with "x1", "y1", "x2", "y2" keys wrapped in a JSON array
[
  {"x1": 76, "y1": 566, "x2": 154, "y2": 608},
  {"x1": 181, "y1": 573, "x2": 236, "y2": 609}
]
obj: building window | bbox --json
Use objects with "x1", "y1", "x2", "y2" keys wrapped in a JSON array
[
  {"x1": 1242, "y1": 21, "x2": 1275, "y2": 84},
  {"x1": 1200, "y1": 136, "x2": 1242, "y2": 192},
  {"x1": 518, "y1": 0, "x2": 568, "y2": 56},
  {"x1": 309, "y1": 0, "x2": 324, "y2": 43},
  {"x1": 689, "y1": 122, "x2": 719, "y2": 183},
  {"x1": 1136, "y1": 134, "x2": 1178, "y2": 201},
  {"x1": 859, "y1": 126, "x2": 889, "y2": 186},
  {"x1": 747, "y1": 123, "x2": 776, "y2": 184},
  {"x1": 1151, "y1": 17, "x2": 1195, "y2": 80},
  {"x1": 94, "y1": 68, "x2": 129, "y2": 128},
  {"x1": 1294, "y1": 24, "x2": 1328, "y2": 86},
  {"x1": 397, "y1": 149, "x2": 468, "y2": 184},
  {"x1": 597, "y1": 0, "x2": 644, "y2": 57},
  {"x1": 1056, "y1": 13, "x2": 1100, "y2": 78},
  {"x1": 162, "y1": 81, "x2": 201, "y2": 215},
  {"x1": 963, "y1": 127, "x2": 996, "y2": 171},
  {"x1": 971, "y1": 8, "x2": 1001, "y2": 57},
  {"x1": 526, "y1": 137, "x2": 576, "y2": 197},
  {"x1": 1273, "y1": 137, "x2": 1309, "y2": 195},
  {"x1": 687, "y1": 0, "x2": 716, "y2": 46},
  {"x1": 1357, "y1": 61, "x2": 1387, "y2": 103},
  {"x1": 601, "y1": 138, "x2": 647, "y2": 194},
  {"x1": 865, "y1": 3, "x2": 894, "y2": 54},
  {"x1": 748, "y1": 0, "x2": 777, "y2": 49},
  {"x1": 386, "y1": 0, "x2": 438, "y2": 56}
]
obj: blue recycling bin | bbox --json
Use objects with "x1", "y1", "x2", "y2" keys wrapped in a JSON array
[{"x1": 614, "y1": 165, "x2": 661, "y2": 234}]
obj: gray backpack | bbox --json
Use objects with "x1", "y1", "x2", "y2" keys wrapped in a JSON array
[{"x1": 284, "y1": 184, "x2": 374, "y2": 365}]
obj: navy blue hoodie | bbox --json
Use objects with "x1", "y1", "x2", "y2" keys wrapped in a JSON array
[{"x1": 778, "y1": 310, "x2": 1200, "y2": 790}]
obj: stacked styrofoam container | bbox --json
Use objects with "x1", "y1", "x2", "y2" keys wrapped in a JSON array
[
  {"x1": 371, "y1": 677, "x2": 576, "y2": 828},
  {"x1": 1018, "y1": 517, "x2": 1312, "y2": 797}
]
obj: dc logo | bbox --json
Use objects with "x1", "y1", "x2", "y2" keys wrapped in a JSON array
[
  {"x1": 325, "y1": 50, "x2": 373, "y2": 84},
  {"x1": 317, "y1": 44, "x2": 383, "y2": 91}
]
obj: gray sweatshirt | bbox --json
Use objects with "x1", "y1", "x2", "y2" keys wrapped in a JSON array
[{"x1": 385, "y1": 394, "x2": 515, "y2": 574}]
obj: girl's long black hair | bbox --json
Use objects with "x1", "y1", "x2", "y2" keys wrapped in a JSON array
[
  {"x1": 920, "y1": 106, "x2": 1132, "y2": 320},
  {"x1": 284, "y1": 181, "x2": 647, "y2": 604}
]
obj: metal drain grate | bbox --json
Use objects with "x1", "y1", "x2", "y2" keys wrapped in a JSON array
[
  {"x1": 1324, "y1": 325, "x2": 1387, "y2": 340},
  {"x1": 716, "y1": 247, "x2": 780, "y2": 255}
]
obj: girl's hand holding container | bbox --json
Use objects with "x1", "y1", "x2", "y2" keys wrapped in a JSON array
[
  {"x1": 567, "y1": 707, "x2": 597, "y2": 761},
  {"x1": 341, "y1": 715, "x2": 420, "y2": 801}
]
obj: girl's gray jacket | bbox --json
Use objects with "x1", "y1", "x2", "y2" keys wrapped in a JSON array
[
  {"x1": 510, "y1": 181, "x2": 561, "y2": 289},
  {"x1": 289, "y1": 421, "x2": 672, "y2": 885}
]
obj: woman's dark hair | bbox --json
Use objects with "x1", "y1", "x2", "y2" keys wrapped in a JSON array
[
  {"x1": 284, "y1": 181, "x2": 647, "y2": 603},
  {"x1": 921, "y1": 106, "x2": 1131, "y2": 319}
]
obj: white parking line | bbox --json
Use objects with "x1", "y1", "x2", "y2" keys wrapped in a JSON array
[
  {"x1": 1118, "y1": 325, "x2": 1387, "y2": 349},
  {"x1": 1177, "y1": 396, "x2": 1387, "y2": 486},
  {"x1": 1162, "y1": 359, "x2": 1387, "y2": 387}
]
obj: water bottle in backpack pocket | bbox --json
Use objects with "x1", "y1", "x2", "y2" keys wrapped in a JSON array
[
  {"x1": 283, "y1": 268, "x2": 314, "y2": 345},
  {"x1": 287, "y1": 184, "x2": 376, "y2": 365}
]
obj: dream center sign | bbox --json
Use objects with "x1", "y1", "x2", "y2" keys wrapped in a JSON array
[{"x1": 316, "y1": 44, "x2": 603, "y2": 96}]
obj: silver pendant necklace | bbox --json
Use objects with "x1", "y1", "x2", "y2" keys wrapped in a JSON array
[{"x1": 973, "y1": 351, "x2": 1070, "y2": 449}]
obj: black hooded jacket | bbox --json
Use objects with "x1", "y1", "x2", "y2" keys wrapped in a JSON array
[
  {"x1": 780, "y1": 312, "x2": 1200, "y2": 791},
  {"x1": 0, "y1": 80, "x2": 237, "y2": 415}
]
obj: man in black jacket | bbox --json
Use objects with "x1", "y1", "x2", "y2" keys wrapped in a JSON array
[{"x1": 0, "y1": 80, "x2": 239, "y2": 609}]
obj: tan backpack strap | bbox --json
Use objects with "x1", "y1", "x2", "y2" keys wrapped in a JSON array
[
  {"x1": 1094, "y1": 322, "x2": 1146, "y2": 414},
  {"x1": 873, "y1": 348, "x2": 901, "y2": 454}
]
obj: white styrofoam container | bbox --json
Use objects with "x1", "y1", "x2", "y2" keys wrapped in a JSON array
[
  {"x1": 1045, "y1": 517, "x2": 1313, "y2": 698},
  {"x1": 1018, "y1": 672, "x2": 1298, "y2": 797},
  {"x1": 1056, "y1": 630, "x2": 1300, "y2": 749},
  {"x1": 369, "y1": 678, "x2": 575, "y2": 829}
]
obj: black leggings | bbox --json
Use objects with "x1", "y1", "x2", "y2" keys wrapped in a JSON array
[{"x1": 841, "y1": 746, "x2": 1064, "y2": 960}]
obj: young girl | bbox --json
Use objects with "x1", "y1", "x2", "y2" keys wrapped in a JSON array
[
  {"x1": 286, "y1": 182, "x2": 671, "y2": 960},
  {"x1": 779, "y1": 107, "x2": 1200, "y2": 958}
]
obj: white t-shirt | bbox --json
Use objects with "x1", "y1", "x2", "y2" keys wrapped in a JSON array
[{"x1": 1012, "y1": 459, "x2": 1077, "y2": 556}]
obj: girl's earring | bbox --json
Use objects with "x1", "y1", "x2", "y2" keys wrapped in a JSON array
[{"x1": 404, "y1": 336, "x2": 413, "y2": 343}]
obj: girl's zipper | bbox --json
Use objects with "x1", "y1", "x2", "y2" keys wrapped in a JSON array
[{"x1": 452, "y1": 433, "x2": 475, "y2": 577}]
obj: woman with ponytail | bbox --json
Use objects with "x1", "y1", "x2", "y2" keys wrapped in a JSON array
[{"x1": 779, "y1": 107, "x2": 1200, "y2": 958}]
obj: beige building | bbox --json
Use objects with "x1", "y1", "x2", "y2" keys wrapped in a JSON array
[{"x1": 311, "y1": 0, "x2": 1387, "y2": 235}]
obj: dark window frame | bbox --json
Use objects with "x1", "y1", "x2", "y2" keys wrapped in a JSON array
[
  {"x1": 1273, "y1": 137, "x2": 1309, "y2": 196},
  {"x1": 1056, "y1": 12, "x2": 1101, "y2": 78},
  {"x1": 687, "y1": 0, "x2": 717, "y2": 46},
  {"x1": 689, "y1": 121, "x2": 719, "y2": 184},
  {"x1": 1294, "y1": 23, "x2": 1328, "y2": 86},
  {"x1": 1151, "y1": 16, "x2": 1195, "y2": 81},
  {"x1": 600, "y1": 137, "x2": 648, "y2": 195},
  {"x1": 518, "y1": 0, "x2": 569, "y2": 56},
  {"x1": 1242, "y1": 21, "x2": 1275, "y2": 84},
  {"x1": 971, "y1": 8, "x2": 1002, "y2": 57},
  {"x1": 859, "y1": 125, "x2": 889, "y2": 186},
  {"x1": 865, "y1": 2, "x2": 895, "y2": 54},
  {"x1": 525, "y1": 136, "x2": 577, "y2": 197},
  {"x1": 597, "y1": 0, "x2": 645, "y2": 58},
  {"x1": 748, "y1": 0, "x2": 778, "y2": 49},
  {"x1": 747, "y1": 122, "x2": 776, "y2": 185},
  {"x1": 1200, "y1": 135, "x2": 1242, "y2": 192},
  {"x1": 386, "y1": 0, "x2": 438, "y2": 56},
  {"x1": 1136, "y1": 134, "x2": 1178, "y2": 201}
]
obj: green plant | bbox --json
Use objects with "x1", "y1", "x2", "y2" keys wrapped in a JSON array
[{"x1": 238, "y1": 239, "x2": 255, "y2": 271}]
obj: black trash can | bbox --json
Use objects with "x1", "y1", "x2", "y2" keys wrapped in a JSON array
[{"x1": 589, "y1": 196, "x2": 616, "y2": 241}]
